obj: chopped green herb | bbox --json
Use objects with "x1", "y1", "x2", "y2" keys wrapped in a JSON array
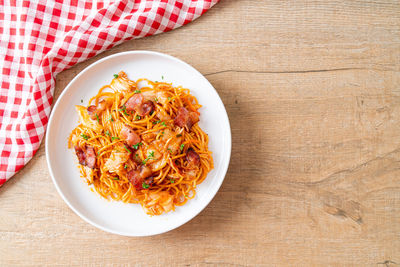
[
  {"x1": 113, "y1": 177, "x2": 119, "y2": 180},
  {"x1": 118, "y1": 105, "x2": 129, "y2": 116},
  {"x1": 135, "y1": 115, "x2": 141, "y2": 120},
  {"x1": 135, "y1": 153, "x2": 139, "y2": 158},
  {"x1": 168, "y1": 97, "x2": 171, "y2": 100},
  {"x1": 134, "y1": 90, "x2": 141, "y2": 94},
  {"x1": 111, "y1": 136, "x2": 120, "y2": 141},
  {"x1": 185, "y1": 195, "x2": 188, "y2": 198},
  {"x1": 97, "y1": 151, "x2": 100, "y2": 156},
  {"x1": 167, "y1": 148, "x2": 173, "y2": 154},
  {"x1": 153, "y1": 120, "x2": 161, "y2": 124},
  {"x1": 80, "y1": 99, "x2": 83, "y2": 103},
  {"x1": 180, "y1": 144, "x2": 184, "y2": 151},
  {"x1": 132, "y1": 142, "x2": 142, "y2": 150},
  {"x1": 155, "y1": 81, "x2": 158, "y2": 83},
  {"x1": 108, "y1": 115, "x2": 114, "y2": 122},
  {"x1": 142, "y1": 182, "x2": 149, "y2": 189},
  {"x1": 105, "y1": 130, "x2": 111, "y2": 136},
  {"x1": 154, "y1": 97, "x2": 158, "y2": 102},
  {"x1": 81, "y1": 134, "x2": 89, "y2": 140},
  {"x1": 124, "y1": 164, "x2": 128, "y2": 169},
  {"x1": 114, "y1": 149, "x2": 121, "y2": 153},
  {"x1": 162, "y1": 75, "x2": 164, "y2": 80},
  {"x1": 123, "y1": 145, "x2": 131, "y2": 153},
  {"x1": 169, "y1": 179, "x2": 174, "y2": 183},
  {"x1": 176, "y1": 134, "x2": 182, "y2": 137},
  {"x1": 161, "y1": 121, "x2": 166, "y2": 127},
  {"x1": 95, "y1": 113, "x2": 100, "y2": 123},
  {"x1": 113, "y1": 74, "x2": 118, "y2": 78},
  {"x1": 142, "y1": 151, "x2": 155, "y2": 165}
]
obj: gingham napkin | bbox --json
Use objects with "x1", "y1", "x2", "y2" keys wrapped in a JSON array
[{"x1": 0, "y1": 0, "x2": 218, "y2": 186}]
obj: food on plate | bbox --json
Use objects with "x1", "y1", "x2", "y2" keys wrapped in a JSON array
[{"x1": 68, "y1": 71, "x2": 213, "y2": 215}]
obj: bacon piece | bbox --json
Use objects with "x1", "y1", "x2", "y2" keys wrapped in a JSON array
[
  {"x1": 139, "y1": 165, "x2": 152, "y2": 179},
  {"x1": 128, "y1": 165, "x2": 153, "y2": 190},
  {"x1": 174, "y1": 107, "x2": 199, "y2": 130},
  {"x1": 127, "y1": 170, "x2": 142, "y2": 190},
  {"x1": 186, "y1": 148, "x2": 200, "y2": 168},
  {"x1": 85, "y1": 146, "x2": 96, "y2": 169},
  {"x1": 97, "y1": 100, "x2": 107, "y2": 112},
  {"x1": 125, "y1": 94, "x2": 155, "y2": 116},
  {"x1": 120, "y1": 125, "x2": 141, "y2": 146},
  {"x1": 74, "y1": 145, "x2": 96, "y2": 169},
  {"x1": 87, "y1": 100, "x2": 107, "y2": 120},
  {"x1": 141, "y1": 100, "x2": 155, "y2": 116},
  {"x1": 87, "y1": 105, "x2": 97, "y2": 120},
  {"x1": 188, "y1": 112, "x2": 200, "y2": 128},
  {"x1": 144, "y1": 176, "x2": 154, "y2": 186},
  {"x1": 74, "y1": 146, "x2": 86, "y2": 165}
]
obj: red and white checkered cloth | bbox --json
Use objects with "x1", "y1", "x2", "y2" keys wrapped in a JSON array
[{"x1": 0, "y1": 0, "x2": 218, "y2": 186}]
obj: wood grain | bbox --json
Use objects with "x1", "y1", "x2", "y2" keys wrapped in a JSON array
[{"x1": 1, "y1": 0, "x2": 400, "y2": 266}]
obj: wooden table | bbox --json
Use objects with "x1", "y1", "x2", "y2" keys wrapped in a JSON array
[{"x1": 1, "y1": 1, "x2": 399, "y2": 265}]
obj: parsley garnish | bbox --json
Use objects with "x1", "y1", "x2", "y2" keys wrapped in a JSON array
[
  {"x1": 95, "y1": 113, "x2": 100, "y2": 123},
  {"x1": 108, "y1": 115, "x2": 113, "y2": 122},
  {"x1": 135, "y1": 115, "x2": 141, "y2": 120},
  {"x1": 161, "y1": 121, "x2": 166, "y2": 127},
  {"x1": 105, "y1": 130, "x2": 111, "y2": 136},
  {"x1": 169, "y1": 179, "x2": 174, "y2": 183},
  {"x1": 81, "y1": 134, "x2": 89, "y2": 140},
  {"x1": 134, "y1": 90, "x2": 141, "y2": 94},
  {"x1": 111, "y1": 136, "x2": 119, "y2": 141},
  {"x1": 153, "y1": 120, "x2": 161, "y2": 124},
  {"x1": 167, "y1": 148, "x2": 172, "y2": 154},
  {"x1": 176, "y1": 134, "x2": 182, "y2": 137},
  {"x1": 162, "y1": 75, "x2": 164, "y2": 80},
  {"x1": 168, "y1": 97, "x2": 171, "y2": 100},
  {"x1": 154, "y1": 97, "x2": 158, "y2": 103},
  {"x1": 180, "y1": 144, "x2": 184, "y2": 151},
  {"x1": 124, "y1": 164, "x2": 128, "y2": 169},
  {"x1": 80, "y1": 99, "x2": 83, "y2": 103},
  {"x1": 113, "y1": 177, "x2": 119, "y2": 180},
  {"x1": 142, "y1": 151, "x2": 155, "y2": 165},
  {"x1": 118, "y1": 105, "x2": 129, "y2": 116},
  {"x1": 142, "y1": 182, "x2": 149, "y2": 189},
  {"x1": 123, "y1": 145, "x2": 131, "y2": 153},
  {"x1": 113, "y1": 74, "x2": 118, "y2": 78},
  {"x1": 132, "y1": 142, "x2": 142, "y2": 150}
]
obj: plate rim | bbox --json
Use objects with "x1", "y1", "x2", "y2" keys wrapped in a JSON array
[{"x1": 45, "y1": 50, "x2": 232, "y2": 236}]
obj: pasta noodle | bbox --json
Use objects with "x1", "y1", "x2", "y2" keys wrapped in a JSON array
[{"x1": 68, "y1": 71, "x2": 213, "y2": 215}]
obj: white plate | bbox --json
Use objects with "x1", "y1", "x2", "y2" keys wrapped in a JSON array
[{"x1": 46, "y1": 51, "x2": 231, "y2": 236}]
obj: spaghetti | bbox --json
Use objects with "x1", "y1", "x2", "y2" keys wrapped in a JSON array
[{"x1": 68, "y1": 71, "x2": 213, "y2": 215}]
